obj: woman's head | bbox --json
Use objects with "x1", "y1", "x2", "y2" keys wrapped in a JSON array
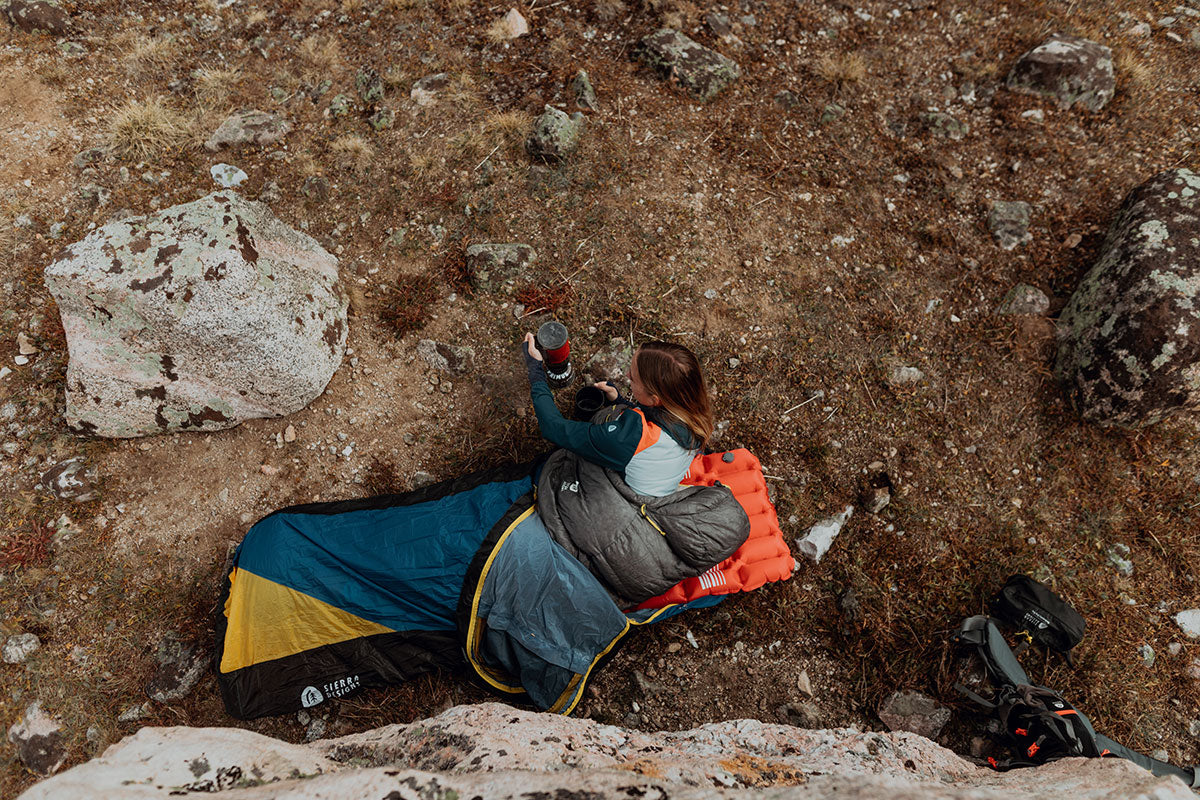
[{"x1": 630, "y1": 341, "x2": 713, "y2": 447}]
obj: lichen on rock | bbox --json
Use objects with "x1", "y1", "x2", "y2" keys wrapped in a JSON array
[
  {"x1": 635, "y1": 28, "x2": 741, "y2": 102},
  {"x1": 1055, "y1": 168, "x2": 1200, "y2": 427},
  {"x1": 1006, "y1": 34, "x2": 1115, "y2": 111},
  {"x1": 44, "y1": 191, "x2": 347, "y2": 437}
]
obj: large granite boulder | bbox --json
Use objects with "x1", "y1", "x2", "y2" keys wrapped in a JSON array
[
  {"x1": 1055, "y1": 169, "x2": 1200, "y2": 427},
  {"x1": 636, "y1": 28, "x2": 741, "y2": 102},
  {"x1": 45, "y1": 192, "x2": 347, "y2": 437},
  {"x1": 18, "y1": 703, "x2": 1194, "y2": 799},
  {"x1": 1006, "y1": 34, "x2": 1115, "y2": 111}
]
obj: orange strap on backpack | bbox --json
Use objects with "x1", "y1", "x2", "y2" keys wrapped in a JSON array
[{"x1": 635, "y1": 449, "x2": 795, "y2": 610}]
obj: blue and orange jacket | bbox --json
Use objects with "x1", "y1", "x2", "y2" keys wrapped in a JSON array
[{"x1": 530, "y1": 381, "x2": 698, "y2": 497}]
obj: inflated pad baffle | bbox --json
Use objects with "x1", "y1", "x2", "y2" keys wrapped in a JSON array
[{"x1": 635, "y1": 449, "x2": 796, "y2": 610}]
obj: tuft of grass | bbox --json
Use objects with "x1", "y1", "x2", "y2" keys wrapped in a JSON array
[
  {"x1": 340, "y1": 0, "x2": 366, "y2": 12},
  {"x1": 124, "y1": 34, "x2": 178, "y2": 79},
  {"x1": 298, "y1": 35, "x2": 341, "y2": 81},
  {"x1": 1114, "y1": 49, "x2": 1151, "y2": 89},
  {"x1": 592, "y1": 0, "x2": 625, "y2": 20},
  {"x1": 814, "y1": 52, "x2": 867, "y2": 88},
  {"x1": 193, "y1": 67, "x2": 240, "y2": 109},
  {"x1": 379, "y1": 273, "x2": 440, "y2": 337},
  {"x1": 330, "y1": 135, "x2": 375, "y2": 173},
  {"x1": 107, "y1": 97, "x2": 189, "y2": 160},
  {"x1": 245, "y1": 8, "x2": 269, "y2": 28}
]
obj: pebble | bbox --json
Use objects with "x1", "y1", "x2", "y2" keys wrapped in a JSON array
[
  {"x1": 284, "y1": 424, "x2": 297, "y2": 442},
  {"x1": 2, "y1": 633, "x2": 41, "y2": 664},
  {"x1": 1139, "y1": 643, "x2": 1156, "y2": 668},
  {"x1": 260, "y1": 464, "x2": 279, "y2": 476},
  {"x1": 209, "y1": 163, "x2": 248, "y2": 188},
  {"x1": 1175, "y1": 609, "x2": 1200, "y2": 638}
]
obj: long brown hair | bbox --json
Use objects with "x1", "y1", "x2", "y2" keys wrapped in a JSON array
[{"x1": 635, "y1": 341, "x2": 714, "y2": 448}]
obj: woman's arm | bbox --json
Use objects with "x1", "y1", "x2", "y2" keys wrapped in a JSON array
[{"x1": 529, "y1": 381, "x2": 642, "y2": 472}]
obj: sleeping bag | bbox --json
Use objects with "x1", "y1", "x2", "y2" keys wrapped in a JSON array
[{"x1": 216, "y1": 449, "x2": 792, "y2": 719}]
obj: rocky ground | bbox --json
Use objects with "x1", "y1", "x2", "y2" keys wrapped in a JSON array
[{"x1": 1, "y1": 0, "x2": 1199, "y2": 795}]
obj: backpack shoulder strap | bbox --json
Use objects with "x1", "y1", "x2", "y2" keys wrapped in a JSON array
[{"x1": 956, "y1": 615, "x2": 1031, "y2": 688}]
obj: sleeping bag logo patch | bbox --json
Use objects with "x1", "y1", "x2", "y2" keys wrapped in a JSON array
[
  {"x1": 560, "y1": 480, "x2": 580, "y2": 493},
  {"x1": 300, "y1": 686, "x2": 324, "y2": 708},
  {"x1": 607, "y1": 425, "x2": 617, "y2": 432}
]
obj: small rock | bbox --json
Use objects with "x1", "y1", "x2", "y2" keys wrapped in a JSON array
[
  {"x1": 117, "y1": 702, "x2": 149, "y2": 723},
  {"x1": 301, "y1": 175, "x2": 331, "y2": 202},
  {"x1": 1006, "y1": 34, "x2": 1115, "y2": 111},
  {"x1": 569, "y1": 70, "x2": 597, "y2": 111},
  {"x1": 1138, "y1": 644, "x2": 1156, "y2": 668},
  {"x1": 795, "y1": 505, "x2": 853, "y2": 563},
  {"x1": 368, "y1": 107, "x2": 394, "y2": 131},
  {"x1": 1169, "y1": 642, "x2": 1183, "y2": 656},
  {"x1": 888, "y1": 365, "x2": 925, "y2": 387},
  {"x1": 284, "y1": 424, "x2": 297, "y2": 442},
  {"x1": 417, "y1": 339, "x2": 475, "y2": 374},
  {"x1": 1063, "y1": 232, "x2": 1083, "y2": 248},
  {"x1": 7, "y1": 701, "x2": 66, "y2": 776},
  {"x1": 774, "y1": 90, "x2": 801, "y2": 110},
  {"x1": 355, "y1": 67, "x2": 384, "y2": 105},
  {"x1": 41, "y1": 457, "x2": 99, "y2": 502},
  {"x1": 2, "y1": 633, "x2": 41, "y2": 664},
  {"x1": 258, "y1": 180, "x2": 282, "y2": 204},
  {"x1": 988, "y1": 201, "x2": 1033, "y2": 250},
  {"x1": 145, "y1": 634, "x2": 207, "y2": 704},
  {"x1": 490, "y1": 7, "x2": 528, "y2": 39},
  {"x1": 72, "y1": 147, "x2": 105, "y2": 169},
  {"x1": 410, "y1": 73, "x2": 451, "y2": 106},
  {"x1": 260, "y1": 464, "x2": 279, "y2": 476},
  {"x1": 728, "y1": 357, "x2": 740, "y2": 369},
  {"x1": 995, "y1": 284, "x2": 1050, "y2": 315},
  {"x1": 636, "y1": 28, "x2": 741, "y2": 102},
  {"x1": 1175, "y1": 609, "x2": 1200, "y2": 639},
  {"x1": 209, "y1": 163, "x2": 248, "y2": 188},
  {"x1": 411, "y1": 471, "x2": 436, "y2": 489},
  {"x1": 204, "y1": 110, "x2": 291, "y2": 151},
  {"x1": 860, "y1": 471, "x2": 893, "y2": 514},
  {"x1": 17, "y1": 331, "x2": 38, "y2": 355},
  {"x1": 920, "y1": 111, "x2": 968, "y2": 140},
  {"x1": 797, "y1": 669, "x2": 813, "y2": 697},
  {"x1": 304, "y1": 717, "x2": 327, "y2": 742},
  {"x1": 820, "y1": 103, "x2": 846, "y2": 124},
  {"x1": 526, "y1": 105, "x2": 585, "y2": 163},
  {"x1": 776, "y1": 701, "x2": 822, "y2": 728},
  {"x1": 328, "y1": 93, "x2": 353, "y2": 118},
  {"x1": 1106, "y1": 542, "x2": 1134, "y2": 576},
  {"x1": 878, "y1": 690, "x2": 951, "y2": 739}
]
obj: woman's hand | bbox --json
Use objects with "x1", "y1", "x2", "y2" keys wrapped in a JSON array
[
  {"x1": 594, "y1": 381, "x2": 619, "y2": 402},
  {"x1": 523, "y1": 332, "x2": 543, "y2": 362},
  {"x1": 520, "y1": 333, "x2": 545, "y2": 384}
]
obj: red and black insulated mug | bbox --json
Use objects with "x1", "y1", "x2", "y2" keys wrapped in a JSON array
[{"x1": 536, "y1": 320, "x2": 574, "y2": 389}]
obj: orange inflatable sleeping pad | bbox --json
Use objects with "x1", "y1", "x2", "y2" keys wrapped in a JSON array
[{"x1": 635, "y1": 448, "x2": 796, "y2": 610}]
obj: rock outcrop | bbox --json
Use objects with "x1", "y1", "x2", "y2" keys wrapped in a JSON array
[
  {"x1": 1055, "y1": 168, "x2": 1200, "y2": 427},
  {"x1": 525, "y1": 105, "x2": 584, "y2": 163},
  {"x1": 636, "y1": 28, "x2": 741, "y2": 102},
  {"x1": 204, "y1": 110, "x2": 291, "y2": 151},
  {"x1": 44, "y1": 192, "x2": 347, "y2": 437},
  {"x1": 1, "y1": 0, "x2": 71, "y2": 35},
  {"x1": 18, "y1": 703, "x2": 1194, "y2": 799},
  {"x1": 1006, "y1": 34, "x2": 1115, "y2": 111},
  {"x1": 465, "y1": 242, "x2": 536, "y2": 291}
]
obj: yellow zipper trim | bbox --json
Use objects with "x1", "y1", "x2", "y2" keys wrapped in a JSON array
[
  {"x1": 640, "y1": 504, "x2": 667, "y2": 536},
  {"x1": 465, "y1": 505, "x2": 537, "y2": 694}
]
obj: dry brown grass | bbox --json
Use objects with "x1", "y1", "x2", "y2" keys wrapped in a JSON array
[
  {"x1": 1114, "y1": 49, "x2": 1152, "y2": 90},
  {"x1": 193, "y1": 67, "x2": 240, "y2": 109},
  {"x1": 330, "y1": 135, "x2": 375, "y2": 173},
  {"x1": 592, "y1": 0, "x2": 625, "y2": 21},
  {"x1": 106, "y1": 97, "x2": 190, "y2": 160},
  {"x1": 815, "y1": 52, "x2": 867, "y2": 90},
  {"x1": 448, "y1": 108, "x2": 531, "y2": 164},
  {"x1": 244, "y1": 8, "x2": 269, "y2": 28},
  {"x1": 340, "y1": 0, "x2": 366, "y2": 13},
  {"x1": 298, "y1": 35, "x2": 341, "y2": 81},
  {"x1": 123, "y1": 34, "x2": 178, "y2": 79}
]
